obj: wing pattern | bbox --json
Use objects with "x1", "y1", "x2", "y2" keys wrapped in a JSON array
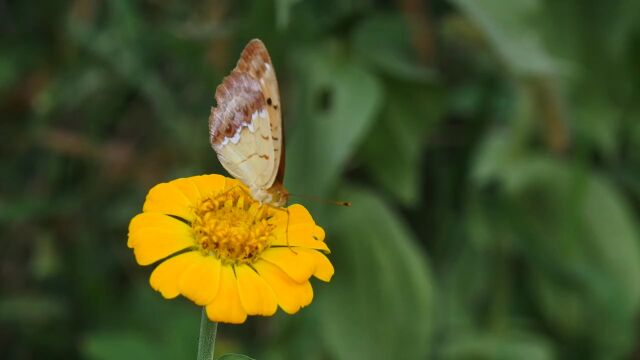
[{"x1": 209, "y1": 39, "x2": 286, "y2": 205}]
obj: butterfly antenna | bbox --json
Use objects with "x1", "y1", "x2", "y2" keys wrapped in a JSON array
[{"x1": 288, "y1": 193, "x2": 352, "y2": 207}]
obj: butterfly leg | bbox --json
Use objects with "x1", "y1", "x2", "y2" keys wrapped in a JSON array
[
  {"x1": 263, "y1": 204, "x2": 296, "y2": 254},
  {"x1": 214, "y1": 183, "x2": 244, "y2": 198},
  {"x1": 284, "y1": 206, "x2": 297, "y2": 254}
]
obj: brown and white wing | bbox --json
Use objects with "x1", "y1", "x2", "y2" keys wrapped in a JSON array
[
  {"x1": 208, "y1": 39, "x2": 283, "y2": 191},
  {"x1": 235, "y1": 39, "x2": 284, "y2": 183}
]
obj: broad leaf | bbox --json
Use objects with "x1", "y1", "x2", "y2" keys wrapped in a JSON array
[
  {"x1": 352, "y1": 13, "x2": 436, "y2": 81},
  {"x1": 286, "y1": 45, "x2": 382, "y2": 196},
  {"x1": 361, "y1": 79, "x2": 444, "y2": 205},
  {"x1": 317, "y1": 185, "x2": 434, "y2": 360},
  {"x1": 441, "y1": 332, "x2": 554, "y2": 360},
  {"x1": 218, "y1": 354, "x2": 255, "y2": 360},
  {"x1": 451, "y1": 0, "x2": 564, "y2": 76}
]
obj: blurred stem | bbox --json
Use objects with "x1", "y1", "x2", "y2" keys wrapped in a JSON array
[
  {"x1": 531, "y1": 78, "x2": 570, "y2": 154},
  {"x1": 197, "y1": 308, "x2": 218, "y2": 360},
  {"x1": 397, "y1": 0, "x2": 436, "y2": 65},
  {"x1": 484, "y1": 196, "x2": 512, "y2": 330}
]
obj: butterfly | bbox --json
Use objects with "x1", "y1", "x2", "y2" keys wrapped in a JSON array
[{"x1": 209, "y1": 39, "x2": 288, "y2": 207}]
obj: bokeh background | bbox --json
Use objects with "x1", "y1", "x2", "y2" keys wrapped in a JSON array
[{"x1": 2, "y1": 0, "x2": 640, "y2": 359}]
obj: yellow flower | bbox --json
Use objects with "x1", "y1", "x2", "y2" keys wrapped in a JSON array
[{"x1": 127, "y1": 174, "x2": 333, "y2": 324}]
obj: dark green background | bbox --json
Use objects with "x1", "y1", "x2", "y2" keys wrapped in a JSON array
[{"x1": 2, "y1": 0, "x2": 640, "y2": 359}]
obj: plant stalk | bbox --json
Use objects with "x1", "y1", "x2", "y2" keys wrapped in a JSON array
[{"x1": 197, "y1": 307, "x2": 218, "y2": 360}]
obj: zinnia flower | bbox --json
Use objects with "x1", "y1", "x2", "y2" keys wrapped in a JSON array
[{"x1": 127, "y1": 174, "x2": 333, "y2": 324}]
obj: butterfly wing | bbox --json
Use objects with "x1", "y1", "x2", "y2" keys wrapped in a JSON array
[
  {"x1": 236, "y1": 40, "x2": 284, "y2": 182},
  {"x1": 209, "y1": 39, "x2": 284, "y2": 195}
]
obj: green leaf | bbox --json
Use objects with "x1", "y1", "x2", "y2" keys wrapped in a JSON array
[
  {"x1": 218, "y1": 354, "x2": 255, "y2": 360},
  {"x1": 573, "y1": 96, "x2": 622, "y2": 159},
  {"x1": 317, "y1": 185, "x2": 434, "y2": 360},
  {"x1": 275, "y1": 0, "x2": 301, "y2": 29},
  {"x1": 351, "y1": 13, "x2": 436, "y2": 81},
  {"x1": 0, "y1": 55, "x2": 21, "y2": 92},
  {"x1": 67, "y1": 1, "x2": 182, "y2": 136},
  {"x1": 83, "y1": 332, "x2": 164, "y2": 360},
  {"x1": 479, "y1": 156, "x2": 640, "y2": 355},
  {"x1": 450, "y1": 0, "x2": 564, "y2": 76},
  {"x1": 361, "y1": 79, "x2": 444, "y2": 205},
  {"x1": 441, "y1": 332, "x2": 554, "y2": 360},
  {"x1": 82, "y1": 281, "x2": 200, "y2": 360},
  {"x1": 0, "y1": 295, "x2": 65, "y2": 324},
  {"x1": 286, "y1": 45, "x2": 383, "y2": 196}
]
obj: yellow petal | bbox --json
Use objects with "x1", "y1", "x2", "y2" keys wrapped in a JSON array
[
  {"x1": 171, "y1": 177, "x2": 202, "y2": 206},
  {"x1": 128, "y1": 212, "x2": 192, "y2": 248},
  {"x1": 222, "y1": 178, "x2": 245, "y2": 191},
  {"x1": 131, "y1": 223, "x2": 195, "y2": 266},
  {"x1": 287, "y1": 204, "x2": 315, "y2": 225},
  {"x1": 254, "y1": 260, "x2": 313, "y2": 314},
  {"x1": 178, "y1": 255, "x2": 222, "y2": 305},
  {"x1": 260, "y1": 247, "x2": 318, "y2": 283},
  {"x1": 308, "y1": 224, "x2": 326, "y2": 242},
  {"x1": 191, "y1": 174, "x2": 227, "y2": 198},
  {"x1": 235, "y1": 265, "x2": 277, "y2": 316},
  {"x1": 142, "y1": 181, "x2": 195, "y2": 221},
  {"x1": 149, "y1": 251, "x2": 201, "y2": 299},
  {"x1": 206, "y1": 265, "x2": 247, "y2": 324},
  {"x1": 303, "y1": 248, "x2": 334, "y2": 282},
  {"x1": 271, "y1": 224, "x2": 329, "y2": 251},
  {"x1": 270, "y1": 204, "x2": 316, "y2": 228}
]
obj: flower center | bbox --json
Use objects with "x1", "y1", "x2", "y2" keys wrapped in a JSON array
[{"x1": 192, "y1": 188, "x2": 276, "y2": 265}]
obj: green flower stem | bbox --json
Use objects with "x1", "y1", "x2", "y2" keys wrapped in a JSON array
[{"x1": 197, "y1": 307, "x2": 218, "y2": 360}]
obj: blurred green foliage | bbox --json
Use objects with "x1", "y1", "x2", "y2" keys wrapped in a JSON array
[{"x1": 2, "y1": 0, "x2": 640, "y2": 359}]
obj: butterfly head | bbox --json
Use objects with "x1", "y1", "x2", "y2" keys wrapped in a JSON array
[{"x1": 250, "y1": 182, "x2": 289, "y2": 207}]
